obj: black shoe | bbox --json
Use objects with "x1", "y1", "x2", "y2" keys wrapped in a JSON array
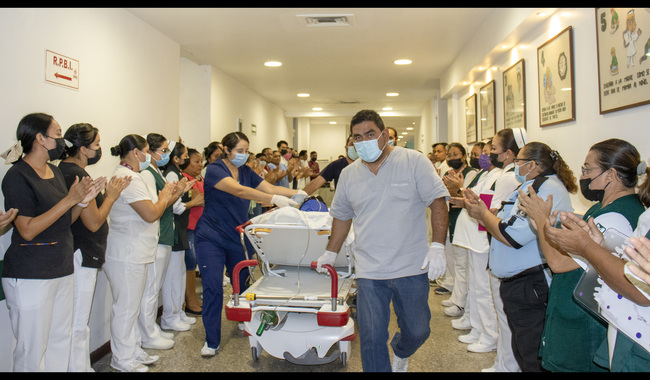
[{"x1": 185, "y1": 307, "x2": 202, "y2": 316}]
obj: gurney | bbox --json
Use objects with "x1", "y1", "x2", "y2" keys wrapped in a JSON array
[{"x1": 225, "y1": 207, "x2": 356, "y2": 367}]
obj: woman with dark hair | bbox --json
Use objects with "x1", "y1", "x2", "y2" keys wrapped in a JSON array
[
  {"x1": 195, "y1": 131, "x2": 306, "y2": 356},
  {"x1": 138, "y1": 133, "x2": 193, "y2": 350},
  {"x1": 463, "y1": 141, "x2": 577, "y2": 372},
  {"x1": 1, "y1": 113, "x2": 97, "y2": 371},
  {"x1": 201, "y1": 141, "x2": 223, "y2": 177},
  {"x1": 103, "y1": 134, "x2": 175, "y2": 372},
  {"x1": 59, "y1": 123, "x2": 131, "y2": 371},
  {"x1": 519, "y1": 138, "x2": 648, "y2": 372}
]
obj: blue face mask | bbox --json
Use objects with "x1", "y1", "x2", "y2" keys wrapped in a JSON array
[
  {"x1": 155, "y1": 151, "x2": 170, "y2": 167},
  {"x1": 138, "y1": 150, "x2": 151, "y2": 171},
  {"x1": 354, "y1": 134, "x2": 386, "y2": 163},
  {"x1": 388, "y1": 139, "x2": 395, "y2": 147},
  {"x1": 347, "y1": 145, "x2": 359, "y2": 161},
  {"x1": 514, "y1": 161, "x2": 532, "y2": 183},
  {"x1": 230, "y1": 152, "x2": 248, "y2": 168}
]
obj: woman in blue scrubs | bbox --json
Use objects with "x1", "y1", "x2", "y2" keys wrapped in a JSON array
[{"x1": 195, "y1": 132, "x2": 307, "y2": 356}]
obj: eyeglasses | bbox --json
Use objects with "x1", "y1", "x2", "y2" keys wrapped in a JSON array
[
  {"x1": 513, "y1": 158, "x2": 534, "y2": 163},
  {"x1": 581, "y1": 166, "x2": 602, "y2": 176}
]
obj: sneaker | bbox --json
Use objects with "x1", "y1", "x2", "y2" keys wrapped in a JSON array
[
  {"x1": 458, "y1": 329, "x2": 480, "y2": 344},
  {"x1": 468, "y1": 341, "x2": 497, "y2": 353},
  {"x1": 181, "y1": 314, "x2": 197, "y2": 325},
  {"x1": 444, "y1": 305, "x2": 464, "y2": 317},
  {"x1": 141, "y1": 337, "x2": 175, "y2": 350},
  {"x1": 110, "y1": 360, "x2": 149, "y2": 372},
  {"x1": 201, "y1": 342, "x2": 219, "y2": 357},
  {"x1": 161, "y1": 320, "x2": 191, "y2": 332},
  {"x1": 135, "y1": 351, "x2": 159, "y2": 365},
  {"x1": 434, "y1": 287, "x2": 451, "y2": 295},
  {"x1": 441, "y1": 299, "x2": 455, "y2": 307},
  {"x1": 392, "y1": 355, "x2": 408, "y2": 372},
  {"x1": 451, "y1": 317, "x2": 471, "y2": 330},
  {"x1": 159, "y1": 330, "x2": 174, "y2": 340}
]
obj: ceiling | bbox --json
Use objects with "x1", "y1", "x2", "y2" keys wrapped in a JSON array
[{"x1": 126, "y1": 8, "x2": 533, "y2": 145}]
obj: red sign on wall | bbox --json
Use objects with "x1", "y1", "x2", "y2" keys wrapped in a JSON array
[{"x1": 45, "y1": 50, "x2": 79, "y2": 90}]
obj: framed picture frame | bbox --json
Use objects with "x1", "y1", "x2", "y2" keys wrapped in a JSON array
[
  {"x1": 595, "y1": 8, "x2": 650, "y2": 114},
  {"x1": 537, "y1": 26, "x2": 575, "y2": 127},
  {"x1": 503, "y1": 59, "x2": 526, "y2": 129},
  {"x1": 479, "y1": 80, "x2": 496, "y2": 139},
  {"x1": 465, "y1": 94, "x2": 477, "y2": 144}
]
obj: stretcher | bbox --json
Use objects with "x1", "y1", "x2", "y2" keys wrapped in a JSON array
[{"x1": 225, "y1": 207, "x2": 356, "y2": 367}]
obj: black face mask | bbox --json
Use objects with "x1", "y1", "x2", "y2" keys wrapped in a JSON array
[
  {"x1": 579, "y1": 172, "x2": 609, "y2": 203},
  {"x1": 469, "y1": 157, "x2": 481, "y2": 170},
  {"x1": 447, "y1": 158, "x2": 464, "y2": 170},
  {"x1": 311, "y1": 157, "x2": 317, "y2": 162},
  {"x1": 489, "y1": 153, "x2": 504, "y2": 169},
  {"x1": 46, "y1": 136, "x2": 67, "y2": 161},
  {"x1": 280, "y1": 149, "x2": 287, "y2": 156},
  {"x1": 86, "y1": 147, "x2": 102, "y2": 166}
]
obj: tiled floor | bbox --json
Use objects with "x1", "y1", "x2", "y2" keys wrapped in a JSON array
[{"x1": 92, "y1": 275, "x2": 496, "y2": 372}]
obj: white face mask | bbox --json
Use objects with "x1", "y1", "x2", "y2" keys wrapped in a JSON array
[{"x1": 353, "y1": 132, "x2": 387, "y2": 163}]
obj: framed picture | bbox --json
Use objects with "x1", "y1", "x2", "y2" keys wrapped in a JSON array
[
  {"x1": 503, "y1": 59, "x2": 526, "y2": 129},
  {"x1": 537, "y1": 26, "x2": 575, "y2": 127},
  {"x1": 595, "y1": 8, "x2": 650, "y2": 114},
  {"x1": 465, "y1": 94, "x2": 477, "y2": 143},
  {"x1": 479, "y1": 80, "x2": 496, "y2": 139}
]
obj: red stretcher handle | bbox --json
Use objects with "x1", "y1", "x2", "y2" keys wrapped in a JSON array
[
  {"x1": 231, "y1": 260, "x2": 258, "y2": 295},
  {"x1": 236, "y1": 221, "x2": 253, "y2": 234},
  {"x1": 311, "y1": 261, "x2": 338, "y2": 300}
]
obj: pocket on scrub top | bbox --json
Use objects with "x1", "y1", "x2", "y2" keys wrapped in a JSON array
[{"x1": 389, "y1": 179, "x2": 412, "y2": 202}]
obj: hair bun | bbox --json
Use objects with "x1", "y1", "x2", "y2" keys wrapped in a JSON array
[
  {"x1": 549, "y1": 150, "x2": 559, "y2": 162},
  {"x1": 110, "y1": 145, "x2": 122, "y2": 157}
]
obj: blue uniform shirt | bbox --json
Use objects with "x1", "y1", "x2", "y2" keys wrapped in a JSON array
[
  {"x1": 195, "y1": 158, "x2": 263, "y2": 250},
  {"x1": 488, "y1": 174, "x2": 573, "y2": 279}
]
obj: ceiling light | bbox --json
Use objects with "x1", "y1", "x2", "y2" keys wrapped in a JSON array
[
  {"x1": 297, "y1": 93, "x2": 310, "y2": 97},
  {"x1": 312, "y1": 107, "x2": 323, "y2": 111},
  {"x1": 401, "y1": 132, "x2": 408, "y2": 135},
  {"x1": 394, "y1": 59, "x2": 412, "y2": 65},
  {"x1": 386, "y1": 92, "x2": 399, "y2": 97},
  {"x1": 383, "y1": 107, "x2": 393, "y2": 111},
  {"x1": 264, "y1": 61, "x2": 282, "y2": 67},
  {"x1": 329, "y1": 121, "x2": 337, "y2": 124},
  {"x1": 406, "y1": 127, "x2": 413, "y2": 130}
]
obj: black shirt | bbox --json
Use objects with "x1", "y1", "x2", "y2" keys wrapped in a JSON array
[
  {"x1": 59, "y1": 161, "x2": 108, "y2": 269},
  {"x1": 1, "y1": 159, "x2": 74, "y2": 279},
  {"x1": 319, "y1": 157, "x2": 350, "y2": 187}
]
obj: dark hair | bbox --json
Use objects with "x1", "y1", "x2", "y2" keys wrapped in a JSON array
[
  {"x1": 16, "y1": 112, "x2": 54, "y2": 155},
  {"x1": 203, "y1": 141, "x2": 222, "y2": 167},
  {"x1": 110, "y1": 134, "x2": 147, "y2": 159},
  {"x1": 221, "y1": 132, "x2": 249, "y2": 158},
  {"x1": 350, "y1": 109, "x2": 385, "y2": 133},
  {"x1": 432, "y1": 142, "x2": 448, "y2": 150},
  {"x1": 277, "y1": 140, "x2": 288, "y2": 148},
  {"x1": 447, "y1": 142, "x2": 467, "y2": 163},
  {"x1": 146, "y1": 133, "x2": 167, "y2": 152},
  {"x1": 187, "y1": 148, "x2": 200, "y2": 159},
  {"x1": 522, "y1": 142, "x2": 578, "y2": 194},
  {"x1": 62, "y1": 123, "x2": 99, "y2": 160},
  {"x1": 473, "y1": 141, "x2": 486, "y2": 151},
  {"x1": 299, "y1": 150, "x2": 308, "y2": 157},
  {"x1": 161, "y1": 140, "x2": 186, "y2": 171},
  {"x1": 495, "y1": 128, "x2": 521, "y2": 156}
]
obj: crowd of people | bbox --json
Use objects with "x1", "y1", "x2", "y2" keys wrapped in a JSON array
[{"x1": 2, "y1": 110, "x2": 650, "y2": 373}]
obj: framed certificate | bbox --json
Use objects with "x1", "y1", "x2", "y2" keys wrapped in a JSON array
[
  {"x1": 537, "y1": 26, "x2": 575, "y2": 127},
  {"x1": 479, "y1": 80, "x2": 496, "y2": 139},
  {"x1": 503, "y1": 59, "x2": 526, "y2": 129},
  {"x1": 465, "y1": 94, "x2": 477, "y2": 144}
]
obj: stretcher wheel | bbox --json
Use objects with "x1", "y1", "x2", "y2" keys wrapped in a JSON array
[{"x1": 251, "y1": 346, "x2": 260, "y2": 361}]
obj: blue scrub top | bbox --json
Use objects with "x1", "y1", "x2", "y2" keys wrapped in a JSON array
[
  {"x1": 195, "y1": 158, "x2": 263, "y2": 250},
  {"x1": 488, "y1": 174, "x2": 573, "y2": 279}
]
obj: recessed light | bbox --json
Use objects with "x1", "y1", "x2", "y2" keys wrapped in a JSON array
[
  {"x1": 401, "y1": 132, "x2": 408, "y2": 135},
  {"x1": 406, "y1": 127, "x2": 413, "y2": 130},
  {"x1": 386, "y1": 92, "x2": 399, "y2": 97},
  {"x1": 297, "y1": 93, "x2": 310, "y2": 97},
  {"x1": 264, "y1": 61, "x2": 282, "y2": 67},
  {"x1": 383, "y1": 107, "x2": 393, "y2": 111},
  {"x1": 394, "y1": 59, "x2": 412, "y2": 65},
  {"x1": 329, "y1": 121, "x2": 337, "y2": 124},
  {"x1": 312, "y1": 107, "x2": 323, "y2": 111}
]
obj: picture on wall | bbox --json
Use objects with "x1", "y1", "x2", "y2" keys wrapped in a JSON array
[
  {"x1": 595, "y1": 8, "x2": 650, "y2": 114},
  {"x1": 465, "y1": 94, "x2": 477, "y2": 144},
  {"x1": 479, "y1": 80, "x2": 496, "y2": 139},
  {"x1": 503, "y1": 59, "x2": 526, "y2": 129},
  {"x1": 537, "y1": 26, "x2": 575, "y2": 127}
]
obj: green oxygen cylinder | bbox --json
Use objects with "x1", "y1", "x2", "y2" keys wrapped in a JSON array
[{"x1": 256, "y1": 310, "x2": 279, "y2": 336}]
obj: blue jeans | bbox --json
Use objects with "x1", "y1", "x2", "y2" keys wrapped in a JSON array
[{"x1": 356, "y1": 273, "x2": 431, "y2": 372}]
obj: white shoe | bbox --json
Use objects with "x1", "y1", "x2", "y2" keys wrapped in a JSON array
[
  {"x1": 458, "y1": 329, "x2": 480, "y2": 344},
  {"x1": 181, "y1": 314, "x2": 197, "y2": 325},
  {"x1": 142, "y1": 337, "x2": 175, "y2": 350},
  {"x1": 135, "y1": 351, "x2": 159, "y2": 365},
  {"x1": 441, "y1": 299, "x2": 455, "y2": 307},
  {"x1": 481, "y1": 366, "x2": 497, "y2": 372},
  {"x1": 468, "y1": 341, "x2": 497, "y2": 353},
  {"x1": 444, "y1": 305, "x2": 464, "y2": 317},
  {"x1": 451, "y1": 317, "x2": 471, "y2": 330},
  {"x1": 110, "y1": 360, "x2": 149, "y2": 372},
  {"x1": 159, "y1": 330, "x2": 174, "y2": 339},
  {"x1": 201, "y1": 342, "x2": 219, "y2": 357},
  {"x1": 392, "y1": 355, "x2": 408, "y2": 372},
  {"x1": 161, "y1": 320, "x2": 191, "y2": 332}
]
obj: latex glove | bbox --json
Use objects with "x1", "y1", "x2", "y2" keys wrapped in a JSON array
[
  {"x1": 271, "y1": 194, "x2": 298, "y2": 208},
  {"x1": 291, "y1": 189, "x2": 308, "y2": 205},
  {"x1": 421, "y1": 242, "x2": 446, "y2": 280},
  {"x1": 316, "y1": 250, "x2": 337, "y2": 274}
]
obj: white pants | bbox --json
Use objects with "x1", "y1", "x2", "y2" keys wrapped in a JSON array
[
  {"x1": 438, "y1": 234, "x2": 455, "y2": 290},
  {"x1": 138, "y1": 244, "x2": 171, "y2": 343},
  {"x1": 68, "y1": 249, "x2": 98, "y2": 372},
  {"x1": 448, "y1": 245, "x2": 468, "y2": 308},
  {"x1": 490, "y1": 273, "x2": 520, "y2": 372},
  {"x1": 161, "y1": 250, "x2": 187, "y2": 326},
  {"x1": 467, "y1": 248, "x2": 498, "y2": 345},
  {"x1": 103, "y1": 258, "x2": 148, "y2": 369},
  {"x1": 2, "y1": 274, "x2": 73, "y2": 372}
]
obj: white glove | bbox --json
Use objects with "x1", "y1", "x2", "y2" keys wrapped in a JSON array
[
  {"x1": 271, "y1": 194, "x2": 298, "y2": 208},
  {"x1": 421, "y1": 242, "x2": 446, "y2": 280},
  {"x1": 316, "y1": 250, "x2": 337, "y2": 274},
  {"x1": 291, "y1": 190, "x2": 308, "y2": 205}
]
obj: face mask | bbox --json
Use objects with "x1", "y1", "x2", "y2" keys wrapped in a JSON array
[
  {"x1": 280, "y1": 149, "x2": 287, "y2": 156},
  {"x1": 155, "y1": 151, "x2": 170, "y2": 167},
  {"x1": 579, "y1": 170, "x2": 608, "y2": 202},
  {"x1": 514, "y1": 161, "x2": 532, "y2": 183},
  {"x1": 489, "y1": 152, "x2": 504, "y2": 169},
  {"x1": 86, "y1": 147, "x2": 102, "y2": 166},
  {"x1": 310, "y1": 157, "x2": 317, "y2": 162},
  {"x1": 283, "y1": 152, "x2": 292, "y2": 161},
  {"x1": 259, "y1": 160, "x2": 267, "y2": 167},
  {"x1": 354, "y1": 134, "x2": 386, "y2": 163},
  {"x1": 347, "y1": 146, "x2": 359, "y2": 161},
  {"x1": 478, "y1": 154, "x2": 492, "y2": 171},
  {"x1": 447, "y1": 158, "x2": 464, "y2": 170},
  {"x1": 469, "y1": 157, "x2": 481, "y2": 170},
  {"x1": 230, "y1": 152, "x2": 248, "y2": 168},
  {"x1": 45, "y1": 135, "x2": 67, "y2": 161},
  {"x1": 138, "y1": 150, "x2": 151, "y2": 171},
  {"x1": 388, "y1": 139, "x2": 395, "y2": 147}
]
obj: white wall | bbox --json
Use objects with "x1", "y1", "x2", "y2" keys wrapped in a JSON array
[{"x1": 448, "y1": 8, "x2": 650, "y2": 215}]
